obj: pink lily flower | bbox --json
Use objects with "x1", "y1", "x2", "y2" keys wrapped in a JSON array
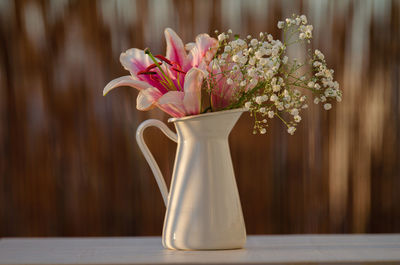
[{"x1": 103, "y1": 28, "x2": 218, "y2": 117}]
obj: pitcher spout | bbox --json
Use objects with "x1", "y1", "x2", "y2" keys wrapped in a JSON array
[{"x1": 169, "y1": 108, "x2": 246, "y2": 140}]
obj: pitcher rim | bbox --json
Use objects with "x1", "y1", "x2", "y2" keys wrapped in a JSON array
[{"x1": 168, "y1": 108, "x2": 246, "y2": 123}]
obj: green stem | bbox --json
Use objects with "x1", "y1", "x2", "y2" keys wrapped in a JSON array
[{"x1": 275, "y1": 112, "x2": 290, "y2": 128}]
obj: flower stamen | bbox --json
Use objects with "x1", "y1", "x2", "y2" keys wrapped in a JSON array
[
  {"x1": 155, "y1": 55, "x2": 173, "y2": 66},
  {"x1": 144, "y1": 48, "x2": 177, "y2": 91},
  {"x1": 137, "y1": 70, "x2": 157, "y2": 75},
  {"x1": 172, "y1": 68, "x2": 186, "y2": 74},
  {"x1": 145, "y1": 63, "x2": 163, "y2": 71}
]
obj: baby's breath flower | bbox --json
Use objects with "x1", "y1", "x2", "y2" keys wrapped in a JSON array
[
  {"x1": 218, "y1": 33, "x2": 227, "y2": 42},
  {"x1": 299, "y1": 24, "x2": 313, "y2": 40},
  {"x1": 255, "y1": 96, "x2": 263, "y2": 104},
  {"x1": 249, "y1": 57, "x2": 256, "y2": 66},
  {"x1": 277, "y1": 21, "x2": 284, "y2": 29},
  {"x1": 300, "y1": 15, "x2": 307, "y2": 24},
  {"x1": 268, "y1": 111, "x2": 274, "y2": 118},
  {"x1": 324, "y1": 103, "x2": 332, "y2": 110},
  {"x1": 315, "y1": 49, "x2": 325, "y2": 60},
  {"x1": 313, "y1": 61, "x2": 321, "y2": 67},
  {"x1": 294, "y1": 115, "x2": 302, "y2": 122},
  {"x1": 287, "y1": 126, "x2": 296, "y2": 135},
  {"x1": 272, "y1": 84, "x2": 281, "y2": 92},
  {"x1": 265, "y1": 70, "x2": 274, "y2": 79},
  {"x1": 255, "y1": 50, "x2": 264, "y2": 59},
  {"x1": 232, "y1": 64, "x2": 239, "y2": 71},
  {"x1": 250, "y1": 78, "x2": 257, "y2": 86},
  {"x1": 259, "y1": 58, "x2": 267, "y2": 66},
  {"x1": 290, "y1": 108, "x2": 299, "y2": 116},
  {"x1": 270, "y1": 94, "x2": 278, "y2": 102},
  {"x1": 250, "y1": 39, "x2": 258, "y2": 46}
]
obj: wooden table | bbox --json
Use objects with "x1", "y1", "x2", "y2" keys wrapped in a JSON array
[{"x1": 1, "y1": 235, "x2": 400, "y2": 264}]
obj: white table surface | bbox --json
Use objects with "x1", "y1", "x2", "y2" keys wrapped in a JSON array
[{"x1": 1, "y1": 235, "x2": 400, "y2": 264}]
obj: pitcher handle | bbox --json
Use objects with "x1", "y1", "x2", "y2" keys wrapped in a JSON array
[{"x1": 136, "y1": 119, "x2": 178, "y2": 207}]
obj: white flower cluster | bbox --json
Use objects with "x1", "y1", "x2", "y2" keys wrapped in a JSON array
[
  {"x1": 244, "y1": 83, "x2": 308, "y2": 135},
  {"x1": 277, "y1": 15, "x2": 312, "y2": 40},
  {"x1": 210, "y1": 14, "x2": 342, "y2": 135},
  {"x1": 212, "y1": 30, "x2": 285, "y2": 96},
  {"x1": 311, "y1": 49, "x2": 342, "y2": 110}
]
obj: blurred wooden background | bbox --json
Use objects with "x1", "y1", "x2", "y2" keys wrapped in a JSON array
[{"x1": 0, "y1": 0, "x2": 399, "y2": 237}]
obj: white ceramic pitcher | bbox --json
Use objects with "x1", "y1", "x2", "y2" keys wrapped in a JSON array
[{"x1": 136, "y1": 108, "x2": 246, "y2": 250}]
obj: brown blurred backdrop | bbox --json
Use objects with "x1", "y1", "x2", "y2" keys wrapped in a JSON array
[{"x1": 0, "y1": 0, "x2": 400, "y2": 237}]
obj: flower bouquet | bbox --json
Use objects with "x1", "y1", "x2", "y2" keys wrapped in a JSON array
[
  {"x1": 104, "y1": 14, "x2": 341, "y2": 135},
  {"x1": 104, "y1": 15, "x2": 342, "y2": 250}
]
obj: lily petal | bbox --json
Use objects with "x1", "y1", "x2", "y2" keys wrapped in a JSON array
[
  {"x1": 120, "y1": 48, "x2": 152, "y2": 75},
  {"x1": 137, "y1": 87, "x2": 163, "y2": 110},
  {"x1": 120, "y1": 48, "x2": 170, "y2": 93},
  {"x1": 158, "y1": 91, "x2": 186, "y2": 117},
  {"x1": 103, "y1": 76, "x2": 151, "y2": 96},
  {"x1": 185, "y1": 42, "x2": 196, "y2": 52},
  {"x1": 183, "y1": 68, "x2": 207, "y2": 115},
  {"x1": 158, "y1": 105, "x2": 186, "y2": 118},
  {"x1": 158, "y1": 91, "x2": 184, "y2": 105},
  {"x1": 165, "y1": 28, "x2": 188, "y2": 70},
  {"x1": 189, "y1": 34, "x2": 218, "y2": 67},
  {"x1": 195, "y1": 33, "x2": 219, "y2": 63}
]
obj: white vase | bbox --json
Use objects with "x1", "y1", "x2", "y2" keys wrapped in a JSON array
[{"x1": 136, "y1": 108, "x2": 246, "y2": 250}]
